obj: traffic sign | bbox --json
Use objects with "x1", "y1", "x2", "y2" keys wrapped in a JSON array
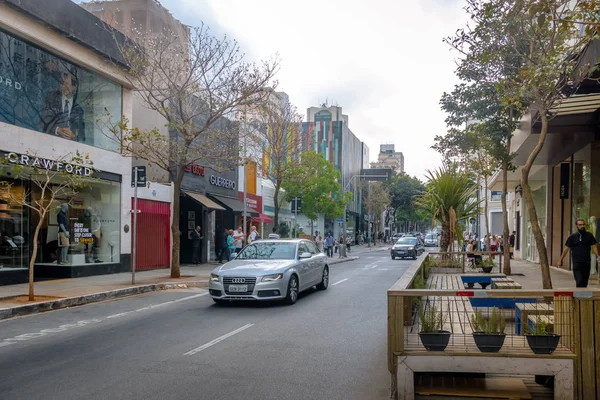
[{"x1": 131, "y1": 166, "x2": 146, "y2": 188}]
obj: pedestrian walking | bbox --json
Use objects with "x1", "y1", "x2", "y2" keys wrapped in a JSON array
[
  {"x1": 268, "y1": 226, "x2": 280, "y2": 239},
  {"x1": 509, "y1": 231, "x2": 516, "y2": 259},
  {"x1": 558, "y1": 219, "x2": 599, "y2": 287},
  {"x1": 191, "y1": 225, "x2": 203, "y2": 264},
  {"x1": 233, "y1": 225, "x2": 244, "y2": 253},
  {"x1": 324, "y1": 233, "x2": 334, "y2": 257},
  {"x1": 248, "y1": 225, "x2": 260, "y2": 245},
  {"x1": 215, "y1": 228, "x2": 228, "y2": 263},
  {"x1": 489, "y1": 235, "x2": 498, "y2": 259},
  {"x1": 226, "y1": 229, "x2": 236, "y2": 261}
]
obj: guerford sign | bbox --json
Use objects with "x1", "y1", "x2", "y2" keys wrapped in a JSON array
[{"x1": 5, "y1": 152, "x2": 93, "y2": 176}]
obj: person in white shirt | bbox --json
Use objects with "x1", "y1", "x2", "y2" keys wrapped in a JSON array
[
  {"x1": 233, "y1": 226, "x2": 245, "y2": 251},
  {"x1": 268, "y1": 226, "x2": 280, "y2": 239},
  {"x1": 248, "y1": 226, "x2": 259, "y2": 244}
]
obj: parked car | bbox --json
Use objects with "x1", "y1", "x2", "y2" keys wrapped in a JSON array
[
  {"x1": 391, "y1": 236, "x2": 425, "y2": 260},
  {"x1": 392, "y1": 233, "x2": 403, "y2": 241},
  {"x1": 208, "y1": 239, "x2": 329, "y2": 305},
  {"x1": 424, "y1": 234, "x2": 438, "y2": 247}
]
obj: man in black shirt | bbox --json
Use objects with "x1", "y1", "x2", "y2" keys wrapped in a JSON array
[{"x1": 558, "y1": 219, "x2": 599, "y2": 287}]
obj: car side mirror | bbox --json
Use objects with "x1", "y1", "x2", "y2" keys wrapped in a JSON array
[{"x1": 299, "y1": 252, "x2": 312, "y2": 259}]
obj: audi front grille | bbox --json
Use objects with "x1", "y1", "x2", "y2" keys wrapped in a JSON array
[{"x1": 223, "y1": 277, "x2": 257, "y2": 285}]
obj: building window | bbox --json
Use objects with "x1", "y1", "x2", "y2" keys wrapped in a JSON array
[{"x1": 0, "y1": 29, "x2": 122, "y2": 152}]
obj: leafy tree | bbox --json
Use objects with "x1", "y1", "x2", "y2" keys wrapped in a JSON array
[
  {"x1": 363, "y1": 182, "x2": 390, "y2": 236},
  {"x1": 448, "y1": 0, "x2": 600, "y2": 288},
  {"x1": 282, "y1": 151, "x2": 351, "y2": 237},
  {"x1": 415, "y1": 167, "x2": 481, "y2": 252},
  {"x1": 385, "y1": 173, "x2": 425, "y2": 232},
  {"x1": 104, "y1": 23, "x2": 279, "y2": 278},
  {"x1": 435, "y1": 81, "x2": 519, "y2": 274},
  {"x1": 251, "y1": 91, "x2": 303, "y2": 227},
  {"x1": 0, "y1": 152, "x2": 93, "y2": 300}
]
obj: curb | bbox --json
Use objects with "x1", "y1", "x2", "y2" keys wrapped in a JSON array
[{"x1": 0, "y1": 280, "x2": 208, "y2": 321}]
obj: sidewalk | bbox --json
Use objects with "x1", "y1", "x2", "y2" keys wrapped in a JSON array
[
  {"x1": 0, "y1": 244, "x2": 386, "y2": 320},
  {"x1": 507, "y1": 258, "x2": 599, "y2": 290}
]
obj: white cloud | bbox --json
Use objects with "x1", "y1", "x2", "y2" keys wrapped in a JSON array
[{"x1": 167, "y1": 0, "x2": 469, "y2": 180}]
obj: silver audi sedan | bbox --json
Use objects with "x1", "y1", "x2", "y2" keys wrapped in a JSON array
[{"x1": 208, "y1": 239, "x2": 329, "y2": 305}]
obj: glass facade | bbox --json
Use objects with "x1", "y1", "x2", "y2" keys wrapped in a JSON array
[
  {"x1": 0, "y1": 173, "x2": 121, "y2": 271},
  {"x1": 572, "y1": 145, "x2": 591, "y2": 228},
  {"x1": 0, "y1": 29, "x2": 122, "y2": 152},
  {"x1": 524, "y1": 167, "x2": 548, "y2": 263}
]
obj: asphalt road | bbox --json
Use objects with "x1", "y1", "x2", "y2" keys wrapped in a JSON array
[{"x1": 0, "y1": 250, "x2": 412, "y2": 400}]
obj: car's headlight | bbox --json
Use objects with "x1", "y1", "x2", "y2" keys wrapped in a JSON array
[
  {"x1": 262, "y1": 273, "x2": 283, "y2": 282},
  {"x1": 408, "y1": 247, "x2": 414, "y2": 251},
  {"x1": 210, "y1": 273, "x2": 219, "y2": 282}
]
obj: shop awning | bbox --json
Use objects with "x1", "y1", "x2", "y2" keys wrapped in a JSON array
[
  {"x1": 208, "y1": 194, "x2": 259, "y2": 216},
  {"x1": 184, "y1": 191, "x2": 225, "y2": 211},
  {"x1": 252, "y1": 213, "x2": 273, "y2": 224}
]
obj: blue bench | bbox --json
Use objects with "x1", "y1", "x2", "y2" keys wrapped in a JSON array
[{"x1": 460, "y1": 274, "x2": 506, "y2": 289}]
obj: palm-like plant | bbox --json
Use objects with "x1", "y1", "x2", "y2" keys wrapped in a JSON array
[{"x1": 415, "y1": 167, "x2": 480, "y2": 252}]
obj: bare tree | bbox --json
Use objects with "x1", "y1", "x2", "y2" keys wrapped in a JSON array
[
  {"x1": 104, "y1": 23, "x2": 279, "y2": 278},
  {"x1": 363, "y1": 182, "x2": 390, "y2": 235},
  {"x1": 251, "y1": 91, "x2": 303, "y2": 226},
  {"x1": 0, "y1": 152, "x2": 93, "y2": 300}
]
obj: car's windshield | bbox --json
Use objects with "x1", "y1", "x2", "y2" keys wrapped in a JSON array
[
  {"x1": 396, "y1": 238, "x2": 417, "y2": 245},
  {"x1": 426, "y1": 234, "x2": 435, "y2": 240},
  {"x1": 235, "y1": 242, "x2": 296, "y2": 260}
]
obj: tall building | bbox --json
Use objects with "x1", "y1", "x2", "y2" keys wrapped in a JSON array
[
  {"x1": 80, "y1": 0, "x2": 189, "y2": 45},
  {"x1": 0, "y1": 0, "x2": 143, "y2": 283},
  {"x1": 300, "y1": 105, "x2": 369, "y2": 238},
  {"x1": 371, "y1": 144, "x2": 404, "y2": 173}
]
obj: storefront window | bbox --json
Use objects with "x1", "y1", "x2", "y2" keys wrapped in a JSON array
[
  {"x1": 32, "y1": 179, "x2": 121, "y2": 266},
  {"x1": 524, "y1": 167, "x2": 548, "y2": 262},
  {"x1": 572, "y1": 145, "x2": 591, "y2": 228},
  {"x1": 0, "y1": 178, "x2": 29, "y2": 271},
  {"x1": 0, "y1": 29, "x2": 122, "y2": 152}
]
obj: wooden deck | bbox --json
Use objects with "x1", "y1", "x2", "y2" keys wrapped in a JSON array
[{"x1": 403, "y1": 273, "x2": 575, "y2": 359}]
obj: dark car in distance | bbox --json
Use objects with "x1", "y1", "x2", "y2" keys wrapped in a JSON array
[{"x1": 391, "y1": 237, "x2": 425, "y2": 260}]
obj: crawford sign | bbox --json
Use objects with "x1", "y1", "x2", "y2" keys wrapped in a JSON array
[
  {"x1": 210, "y1": 174, "x2": 236, "y2": 190},
  {"x1": 5, "y1": 152, "x2": 93, "y2": 176}
]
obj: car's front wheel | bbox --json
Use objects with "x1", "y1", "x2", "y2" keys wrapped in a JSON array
[
  {"x1": 285, "y1": 274, "x2": 299, "y2": 305},
  {"x1": 317, "y1": 266, "x2": 329, "y2": 290}
]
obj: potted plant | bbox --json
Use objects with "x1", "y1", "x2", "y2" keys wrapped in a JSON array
[
  {"x1": 418, "y1": 305, "x2": 451, "y2": 351},
  {"x1": 525, "y1": 320, "x2": 561, "y2": 354},
  {"x1": 476, "y1": 256, "x2": 495, "y2": 273},
  {"x1": 471, "y1": 308, "x2": 506, "y2": 352}
]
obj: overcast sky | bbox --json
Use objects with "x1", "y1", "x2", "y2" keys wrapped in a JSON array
[{"x1": 149, "y1": 0, "x2": 468, "y2": 180}]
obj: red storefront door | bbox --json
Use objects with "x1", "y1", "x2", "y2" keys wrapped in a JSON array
[{"x1": 131, "y1": 198, "x2": 170, "y2": 270}]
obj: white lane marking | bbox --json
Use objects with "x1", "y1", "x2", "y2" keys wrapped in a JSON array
[
  {"x1": 378, "y1": 268, "x2": 389, "y2": 271},
  {"x1": 331, "y1": 278, "x2": 348, "y2": 286},
  {"x1": 184, "y1": 324, "x2": 254, "y2": 356},
  {"x1": 1, "y1": 291, "x2": 209, "y2": 349},
  {"x1": 105, "y1": 292, "x2": 208, "y2": 319}
]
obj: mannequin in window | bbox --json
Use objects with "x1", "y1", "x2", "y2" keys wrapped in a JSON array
[{"x1": 57, "y1": 203, "x2": 70, "y2": 264}]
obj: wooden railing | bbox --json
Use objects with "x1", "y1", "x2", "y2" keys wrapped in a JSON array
[
  {"x1": 427, "y1": 251, "x2": 504, "y2": 273},
  {"x1": 387, "y1": 252, "x2": 600, "y2": 399}
]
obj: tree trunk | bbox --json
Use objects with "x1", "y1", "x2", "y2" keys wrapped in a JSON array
[
  {"x1": 440, "y1": 221, "x2": 450, "y2": 252},
  {"x1": 310, "y1": 219, "x2": 314, "y2": 238},
  {"x1": 29, "y1": 215, "x2": 43, "y2": 301},
  {"x1": 501, "y1": 140, "x2": 511, "y2": 275},
  {"x1": 484, "y1": 177, "x2": 490, "y2": 247},
  {"x1": 170, "y1": 175, "x2": 183, "y2": 278},
  {"x1": 273, "y1": 182, "x2": 281, "y2": 227},
  {"x1": 521, "y1": 112, "x2": 552, "y2": 289}
]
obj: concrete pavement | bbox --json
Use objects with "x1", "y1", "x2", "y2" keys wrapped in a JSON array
[
  {"x1": 0, "y1": 244, "x2": 387, "y2": 320},
  {"x1": 0, "y1": 251, "x2": 407, "y2": 400}
]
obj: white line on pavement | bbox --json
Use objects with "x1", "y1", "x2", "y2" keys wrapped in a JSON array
[
  {"x1": 106, "y1": 292, "x2": 209, "y2": 319},
  {"x1": 184, "y1": 324, "x2": 254, "y2": 356},
  {"x1": 378, "y1": 268, "x2": 389, "y2": 271},
  {"x1": 331, "y1": 278, "x2": 348, "y2": 286},
  {"x1": 1, "y1": 291, "x2": 209, "y2": 350}
]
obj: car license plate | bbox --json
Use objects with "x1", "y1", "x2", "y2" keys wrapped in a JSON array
[
  {"x1": 228, "y1": 284, "x2": 248, "y2": 292},
  {"x1": 398, "y1": 250, "x2": 405, "y2": 254}
]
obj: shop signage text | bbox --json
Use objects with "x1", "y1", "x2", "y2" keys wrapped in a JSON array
[
  {"x1": 185, "y1": 163, "x2": 205, "y2": 177},
  {"x1": 210, "y1": 174, "x2": 236, "y2": 190},
  {"x1": 6, "y1": 152, "x2": 93, "y2": 176}
]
